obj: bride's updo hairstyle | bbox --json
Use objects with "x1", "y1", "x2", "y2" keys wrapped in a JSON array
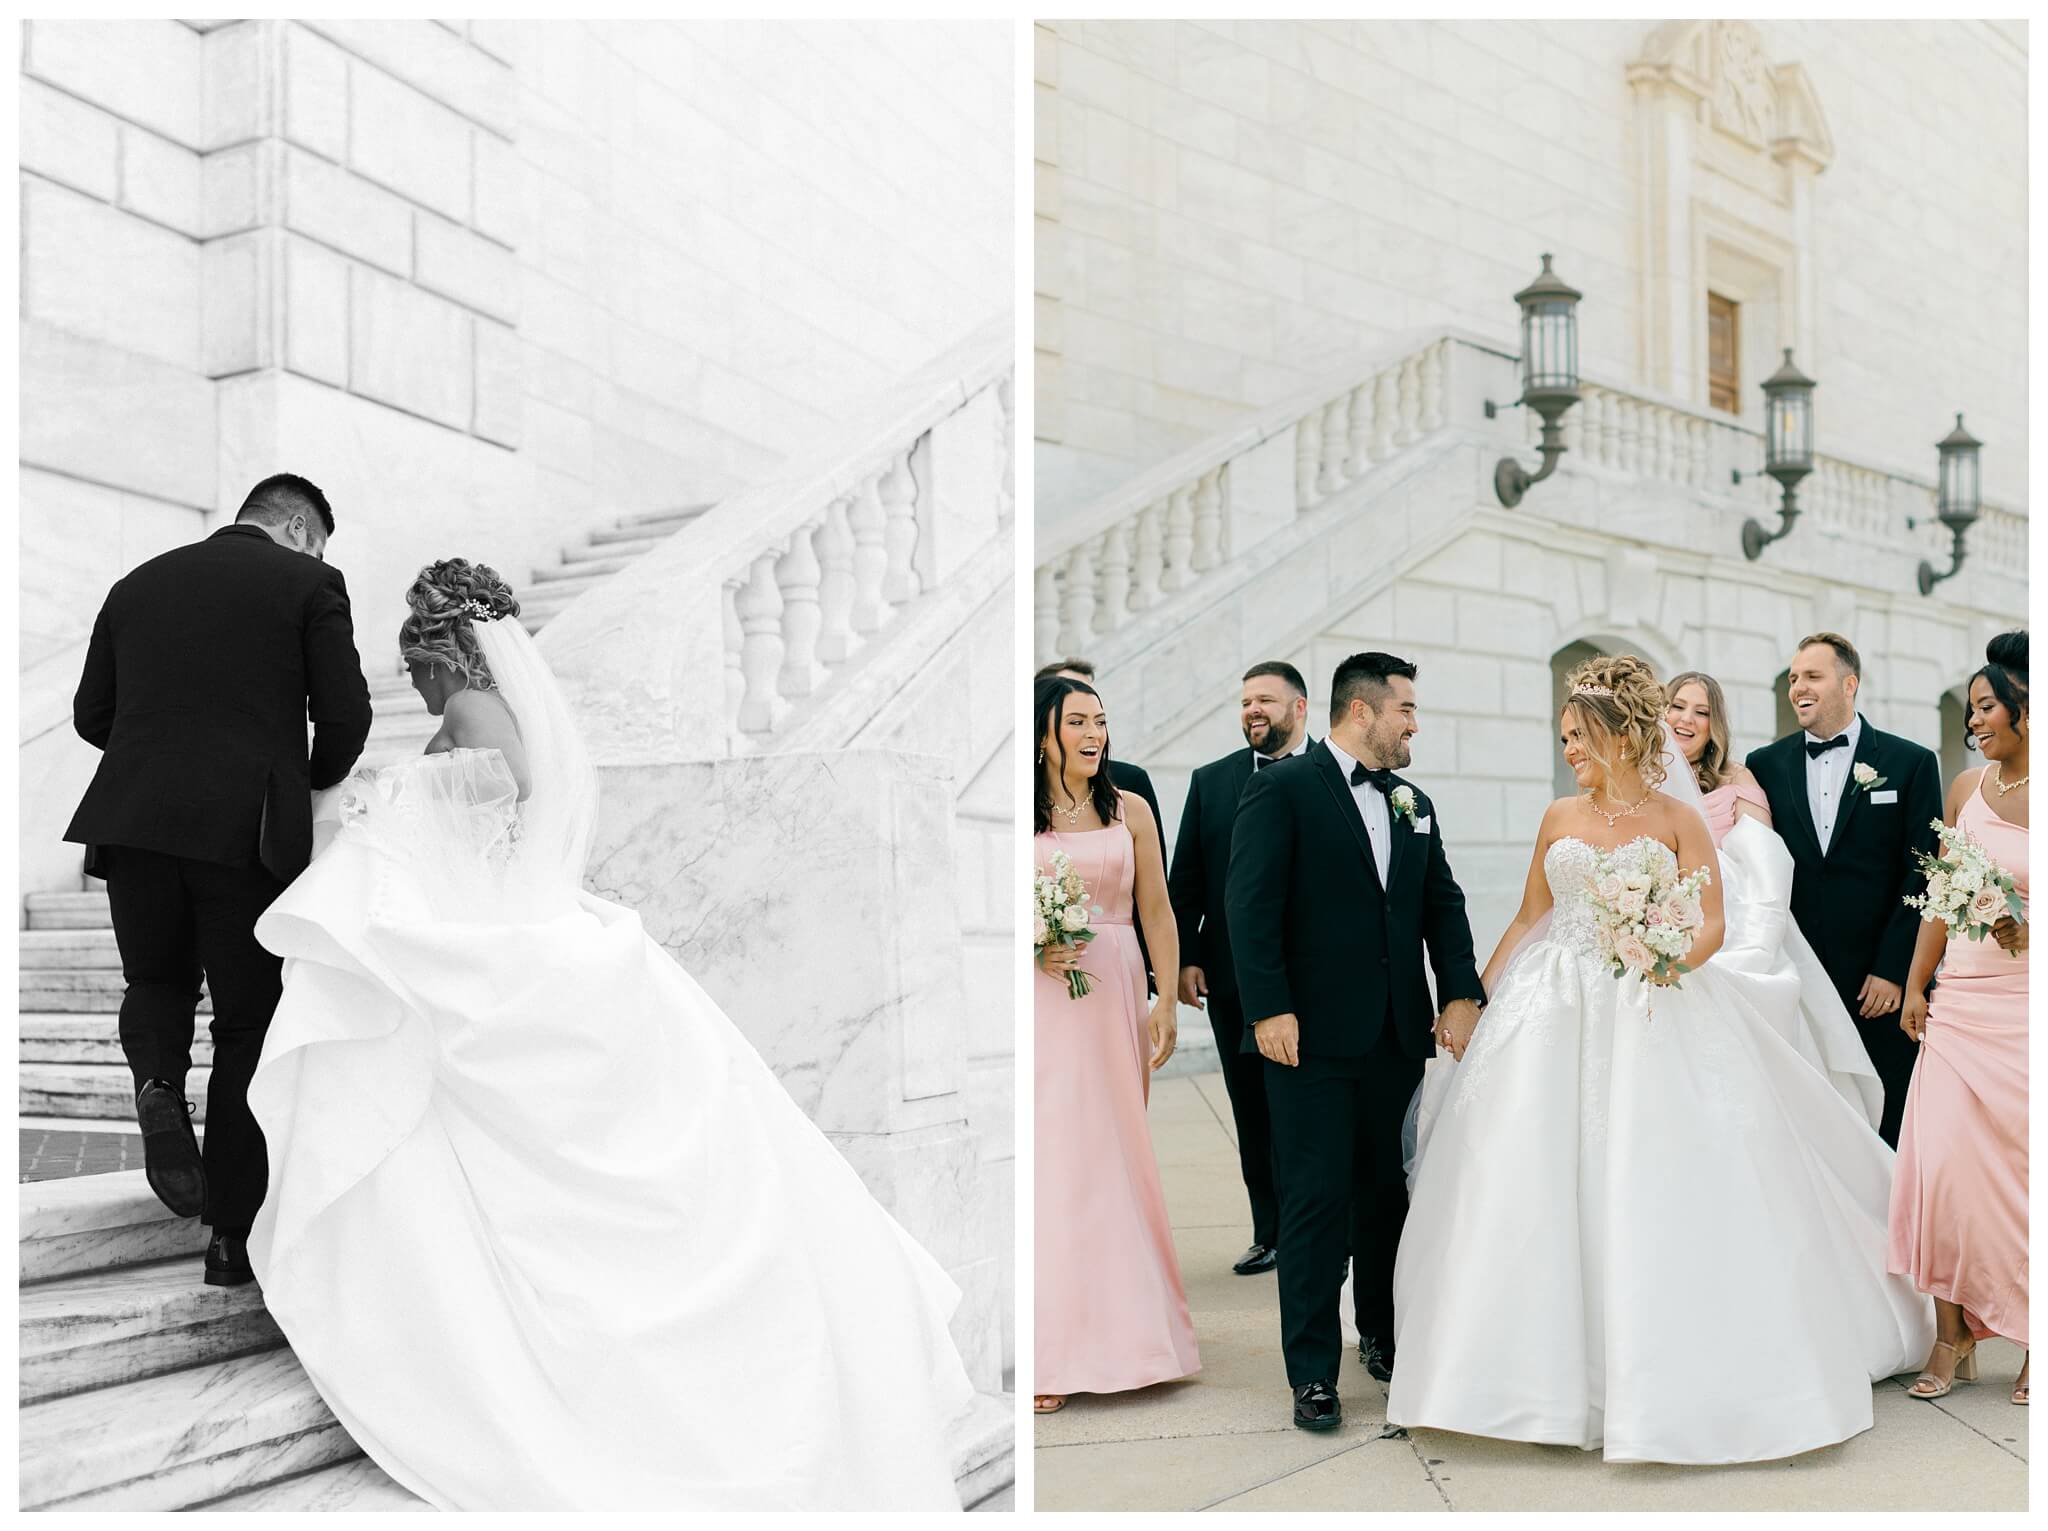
[
  {"x1": 399, "y1": 558, "x2": 522, "y2": 690},
  {"x1": 1967, "y1": 629, "x2": 2028, "y2": 750},
  {"x1": 1562, "y1": 653, "x2": 1668, "y2": 792}
]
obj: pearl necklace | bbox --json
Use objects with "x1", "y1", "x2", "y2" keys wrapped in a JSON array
[
  {"x1": 1584, "y1": 789, "x2": 1649, "y2": 827},
  {"x1": 1992, "y1": 760, "x2": 2030, "y2": 797}
]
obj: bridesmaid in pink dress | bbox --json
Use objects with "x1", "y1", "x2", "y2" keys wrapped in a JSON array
[
  {"x1": 1667, "y1": 671, "x2": 1773, "y2": 844},
  {"x1": 1892, "y1": 633, "x2": 2029, "y2": 1405},
  {"x1": 1032, "y1": 675, "x2": 1199, "y2": 1415}
]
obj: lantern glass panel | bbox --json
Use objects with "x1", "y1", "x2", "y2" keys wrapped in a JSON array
[
  {"x1": 1941, "y1": 445, "x2": 1979, "y2": 519},
  {"x1": 1768, "y1": 391, "x2": 1811, "y2": 469},
  {"x1": 1523, "y1": 301, "x2": 1577, "y2": 395}
]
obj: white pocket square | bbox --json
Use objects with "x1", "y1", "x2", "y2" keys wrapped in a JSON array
[
  {"x1": 1412, "y1": 815, "x2": 1432, "y2": 833},
  {"x1": 1871, "y1": 789, "x2": 1898, "y2": 804}
]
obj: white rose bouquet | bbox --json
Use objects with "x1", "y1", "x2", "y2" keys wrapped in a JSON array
[
  {"x1": 1903, "y1": 819, "x2": 2025, "y2": 949},
  {"x1": 1583, "y1": 841, "x2": 1712, "y2": 999},
  {"x1": 1034, "y1": 849, "x2": 1103, "y2": 999}
]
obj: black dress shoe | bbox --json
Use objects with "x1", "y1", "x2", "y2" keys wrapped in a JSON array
[
  {"x1": 205, "y1": 1230, "x2": 255, "y2": 1287},
  {"x1": 1358, "y1": 1334, "x2": 1395, "y2": 1383},
  {"x1": 1232, "y1": 1243, "x2": 1278, "y2": 1275},
  {"x1": 135, "y1": 1079, "x2": 206, "y2": 1219},
  {"x1": 1293, "y1": 1379, "x2": 1341, "y2": 1431}
]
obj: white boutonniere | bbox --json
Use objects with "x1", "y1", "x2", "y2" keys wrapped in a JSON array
[
  {"x1": 1389, "y1": 784, "x2": 1418, "y2": 824},
  {"x1": 1852, "y1": 762, "x2": 1886, "y2": 793}
]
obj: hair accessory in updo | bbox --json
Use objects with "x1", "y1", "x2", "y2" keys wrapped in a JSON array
[
  {"x1": 1572, "y1": 684, "x2": 1616, "y2": 699},
  {"x1": 462, "y1": 597, "x2": 500, "y2": 622}
]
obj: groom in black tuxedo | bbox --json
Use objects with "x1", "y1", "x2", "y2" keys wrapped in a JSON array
[
  {"x1": 1746, "y1": 631, "x2": 1940, "y2": 1147},
  {"x1": 1168, "y1": 660, "x2": 1313, "y2": 1278},
  {"x1": 66, "y1": 474, "x2": 373, "y2": 1284},
  {"x1": 1226, "y1": 651, "x2": 1484, "y2": 1431}
]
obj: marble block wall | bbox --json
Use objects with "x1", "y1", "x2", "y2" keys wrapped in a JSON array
[{"x1": 585, "y1": 749, "x2": 1005, "y2": 1392}]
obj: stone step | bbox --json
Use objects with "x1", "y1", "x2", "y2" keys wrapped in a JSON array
[
  {"x1": 20, "y1": 928, "x2": 121, "y2": 970},
  {"x1": 21, "y1": 1014, "x2": 214, "y2": 1068},
  {"x1": 25, "y1": 891, "x2": 111, "y2": 930},
  {"x1": 531, "y1": 552, "x2": 635, "y2": 583},
  {"x1": 22, "y1": 1062, "x2": 210, "y2": 1124},
  {"x1": 19, "y1": 1256, "x2": 285, "y2": 1404},
  {"x1": 19, "y1": 1344, "x2": 352, "y2": 1510},
  {"x1": 21, "y1": 1170, "x2": 208, "y2": 1285},
  {"x1": 586, "y1": 512, "x2": 704, "y2": 547},
  {"x1": 514, "y1": 576, "x2": 606, "y2": 621},
  {"x1": 201, "y1": 1456, "x2": 429, "y2": 1511},
  {"x1": 949, "y1": 1390, "x2": 1017, "y2": 1509},
  {"x1": 560, "y1": 534, "x2": 666, "y2": 566},
  {"x1": 21, "y1": 971, "x2": 208, "y2": 1014}
]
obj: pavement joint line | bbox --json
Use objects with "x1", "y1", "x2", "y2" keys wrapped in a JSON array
[
  {"x1": 1400, "y1": 1424, "x2": 1456, "y2": 1510},
  {"x1": 1198, "y1": 1437, "x2": 1377, "y2": 1511},
  {"x1": 1884, "y1": 1374, "x2": 2030, "y2": 1464}
]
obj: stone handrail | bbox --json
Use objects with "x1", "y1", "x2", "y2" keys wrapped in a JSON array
[
  {"x1": 540, "y1": 312, "x2": 1015, "y2": 762},
  {"x1": 1035, "y1": 327, "x2": 2024, "y2": 662}
]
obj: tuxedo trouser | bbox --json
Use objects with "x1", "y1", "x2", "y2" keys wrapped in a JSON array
[
  {"x1": 102, "y1": 846, "x2": 288, "y2": 1231},
  {"x1": 1208, "y1": 992, "x2": 1278, "y2": 1249},
  {"x1": 1835, "y1": 974, "x2": 1918, "y2": 1149},
  {"x1": 1264, "y1": 1025, "x2": 1422, "y2": 1388}
]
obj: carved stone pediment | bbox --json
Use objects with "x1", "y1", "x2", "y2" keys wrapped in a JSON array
[{"x1": 1630, "y1": 20, "x2": 1834, "y2": 173}]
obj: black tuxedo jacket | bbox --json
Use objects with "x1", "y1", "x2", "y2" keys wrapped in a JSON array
[
  {"x1": 1109, "y1": 758, "x2": 1167, "y2": 987},
  {"x1": 1168, "y1": 743, "x2": 1313, "y2": 1027},
  {"x1": 66, "y1": 525, "x2": 374, "y2": 884},
  {"x1": 1224, "y1": 741, "x2": 1485, "y2": 1060},
  {"x1": 1745, "y1": 718, "x2": 1941, "y2": 999}
]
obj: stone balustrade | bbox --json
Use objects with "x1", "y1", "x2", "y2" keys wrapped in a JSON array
[
  {"x1": 1035, "y1": 328, "x2": 2026, "y2": 663},
  {"x1": 542, "y1": 314, "x2": 1014, "y2": 765}
]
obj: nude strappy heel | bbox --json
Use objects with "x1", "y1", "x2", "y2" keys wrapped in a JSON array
[{"x1": 1907, "y1": 1338, "x2": 1979, "y2": 1400}]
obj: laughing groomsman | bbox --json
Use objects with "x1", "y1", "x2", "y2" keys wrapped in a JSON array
[
  {"x1": 1746, "y1": 632, "x2": 1941, "y2": 1146},
  {"x1": 1168, "y1": 662, "x2": 1312, "y2": 1276}
]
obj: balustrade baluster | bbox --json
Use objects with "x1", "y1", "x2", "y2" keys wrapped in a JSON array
[
  {"x1": 1317, "y1": 397, "x2": 1350, "y2": 496},
  {"x1": 814, "y1": 496, "x2": 858, "y2": 664},
  {"x1": 1601, "y1": 389, "x2": 1622, "y2": 467},
  {"x1": 775, "y1": 521, "x2": 824, "y2": 700},
  {"x1": 1344, "y1": 383, "x2": 1373, "y2": 478},
  {"x1": 1295, "y1": 412, "x2": 1323, "y2": 510},
  {"x1": 1130, "y1": 502, "x2": 1164, "y2": 611},
  {"x1": 1191, "y1": 470, "x2": 1223, "y2": 573},
  {"x1": 722, "y1": 578, "x2": 743, "y2": 734},
  {"x1": 879, "y1": 448, "x2": 921, "y2": 604},
  {"x1": 1371, "y1": 368, "x2": 1398, "y2": 460},
  {"x1": 1095, "y1": 525, "x2": 1131, "y2": 633},
  {"x1": 736, "y1": 551, "x2": 784, "y2": 734},
  {"x1": 1394, "y1": 355, "x2": 1421, "y2": 446},
  {"x1": 1162, "y1": 487, "x2": 1196, "y2": 589},
  {"x1": 1033, "y1": 562, "x2": 1060, "y2": 662},
  {"x1": 848, "y1": 475, "x2": 890, "y2": 633},
  {"x1": 997, "y1": 374, "x2": 1016, "y2": 524},
  {"x1": 1653, "y1": 410, "x2": 1674, "y2": 482},
  {"x1": 1059, "y1": 543, "x2": 1097, "y2": 650},
  {"x1": 1419, "y1": 340, "x2": 1445, "y2": 433}
]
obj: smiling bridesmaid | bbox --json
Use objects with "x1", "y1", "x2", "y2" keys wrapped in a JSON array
[
  {"x1": 1891, "y1": 630, "x2": 2030, "y2": 1406},
  {"x1": 1031, "y1": 674, "x2": 1199, "y2": 1416}
]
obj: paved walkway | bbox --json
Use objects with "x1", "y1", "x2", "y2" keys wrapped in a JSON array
[
  {"x1": 19, "y1": 1126, "x2": 143, "y2": 1181},
  {"x1": 1034, "y1": 1072, "x2": 2029, "y2": 1512}
]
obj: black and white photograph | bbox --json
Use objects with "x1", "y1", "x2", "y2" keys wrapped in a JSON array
[
  {"x1": 1030, "y1": 17, "x2": 2027, "y2": 1512},
  {"x1": 18, "y1": 18, "x2": 1016, "y2": 1510}
]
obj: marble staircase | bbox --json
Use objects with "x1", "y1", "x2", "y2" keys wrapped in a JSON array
[{"x1": 17, "y1": 1170, "x2": 1010, "y2": 1509}]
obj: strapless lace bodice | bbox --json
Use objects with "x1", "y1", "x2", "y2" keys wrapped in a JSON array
[{"x1": 1542, "y1": 835, "x2": 1680, "y2": 960}]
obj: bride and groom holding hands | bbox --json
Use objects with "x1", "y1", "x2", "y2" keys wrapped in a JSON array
[
  {"x1": 63, "y1": 476, "x2": 976, "y2": 1510},
  {"x1": 1177, "y1": 642, "x2": 1966, "y2": 1462}
]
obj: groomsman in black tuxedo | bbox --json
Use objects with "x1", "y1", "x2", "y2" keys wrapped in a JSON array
[
  {"x1": 66, "y1": 475, "x2": 373, "y2": 1284},
  {"x1": 1746, "y1": 632, "x2": 1941, "y2": 1146},
  {"x1": 1226, "y1": 652, "x2": 1484, "y2": 1431},
  {"x1": 1168, "y1": 661, "x2": 1312, "y2": 1278},
  {"x1": 1036, "y1": 656, "x2": 1169, "y2": 989}
]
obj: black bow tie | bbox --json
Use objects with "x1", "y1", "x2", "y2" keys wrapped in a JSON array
[
  {"x1": 1350, "y1": 762, "x2": 1393, "y2": 792},
  {"x1": 1805, "y1": 735, "x2": 1850, "y2": 759},
  {"x1": 1254, "y1": 753, "x2": 1281, "y2": 771}
]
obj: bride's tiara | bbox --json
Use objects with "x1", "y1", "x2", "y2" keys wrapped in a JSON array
[{"x1": 1571, "y1": 684, "x2": 1617, "y2": 699}]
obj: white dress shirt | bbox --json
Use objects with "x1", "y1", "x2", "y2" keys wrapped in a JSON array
[
  {"x1": 1804, "y1": 712, "x2": 1864, "y2": 852},
  {"x1": 1251, "y1": 735, "x2": 1311, "y2": 772},
  {"x1": 1323, "y1": 738, "x2": 1391, "y2": 885}
]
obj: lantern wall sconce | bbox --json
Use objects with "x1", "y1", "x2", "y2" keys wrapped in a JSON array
[
  {"x1": 1737, "y1": 348, "x2": 1818, "y2": 560},
  {"x1": 1484, "y1": 254, "x2": 1582, "y2": 508},
  {"x1": 1917, "y1": 413, "x2": 1982, "y2": 596}
]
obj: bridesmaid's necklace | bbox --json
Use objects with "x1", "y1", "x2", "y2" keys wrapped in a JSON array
[
  {"x1": 1585, "y1": 787, "x2": 1649, "y2": 827},
  {"x1": 1052, "y1": 783, "x2": 1089, "y2": 826},
  {"x1": 1992, "y1": 759, "x2": 2030, "y2": 796}
]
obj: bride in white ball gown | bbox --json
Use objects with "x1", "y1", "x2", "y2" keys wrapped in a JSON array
[
  {"x1": 1386, "y1": 655, "x2": 1931, "y2": 1465},
  {"x1": 246, "y1": 560, "x2": 974, "y2": 1509}
]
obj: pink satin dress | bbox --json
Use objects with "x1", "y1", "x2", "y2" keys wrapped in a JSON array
[
  {"x1": 1034, "y1": 824, "x2": 1200, "y2": 1396},
  {"x1": 1699, "y1": 778, "x2": 1771, "y2": 846},
  {"x1": 1888, "y1": 772, "x2": 2029, "y2": 1346}
]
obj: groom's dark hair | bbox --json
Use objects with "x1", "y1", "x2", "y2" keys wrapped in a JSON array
[
  {"x1": 1330, "y1": 651, "x2": 1417, "y2": 723},
  {"x1": 1243, "y1": 660, "x2": 1306, "y2": 697},
  {"x1": 238, "y1": 473, "x2": 335, "y2": 537}
]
